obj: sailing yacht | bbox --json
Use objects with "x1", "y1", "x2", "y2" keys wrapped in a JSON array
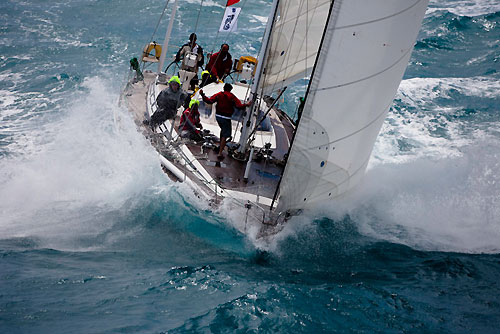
[{"x1": 122, "y1": 0, "x2": 429, "y2": 234}]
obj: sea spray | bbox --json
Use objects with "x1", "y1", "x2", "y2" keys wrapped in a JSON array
[{"x1": 0, "y1": 76, "x2": 164, "y2": 249}]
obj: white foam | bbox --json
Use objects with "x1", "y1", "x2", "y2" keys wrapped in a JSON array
[
  {"x1": 313, "y1": 137, "x2": 500, "y2": 254},
  {"x1": 369, "y1": 76, "x2": 500, "y2": 167},
  {"x1": 0, "y1": 71, "x2": 23, "y2": 85},
  {"x1": 249, "y1": 15, "x2": 268, "y2": 24},
  {"x1": 184, "y1": 0, "x2": 224, "y2": 8},
  {"x1": 260, "y1": 74, "x2": 500, "y2": 254},
  {"x1": 8, "y1": 55, "x2": 32, "y2": 61},
  {"x1": 399, "y1": 77, "x2": 500, "y2": 102},
  {"x1": 0, "y1": 76, "x2": 166, "y2": 250},
  {"x1": 428, "y1": 0, "x2": 500, "y2": 16},
  {"x1": 0, "y1": 90, "x2": 17, "y2": 109}
]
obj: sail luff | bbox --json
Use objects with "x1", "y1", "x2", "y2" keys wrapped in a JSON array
[{"x1": 270, "y1": 0, "x2": 336, "y2": 211}]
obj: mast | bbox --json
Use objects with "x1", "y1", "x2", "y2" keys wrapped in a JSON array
[
  {"x1": 158, "y1": 0, "x2": 179, "y2": 73},
  {"x1": 237, "y1": 0, "x2": 280, "y2": 154}
]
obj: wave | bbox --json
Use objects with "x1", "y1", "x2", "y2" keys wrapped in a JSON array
[
  {"x1": 281, "y1": 138, "x2": 500, "y2": 254},
  {"x1": 276, "y1": 74, "x2": 500, "y2": 254},
  {"x1": 407, "y1": 9, "x2": 499, "y2": 78},
  {"x1": 428, "y1": 0, "x2": 500, "y2": 17},
  {"x1": 1, "y1": 0, "x2": 498, "y2": 257},
  {"x1": 370, "y1": 76, "x2": 500, "y2": 165},
  {"x1": 0, "y1": 76, "x2": 164, "y2": 249}
]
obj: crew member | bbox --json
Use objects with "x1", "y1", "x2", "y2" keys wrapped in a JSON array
[
  {"x1": 200, "y1": 70, "x2": 210, "y2": 88},
  {"x1": 200, "y1": 83, "x2": 251, "y2": 159},
  {"x1": 150, "y1": 76, "x2": 188, "y2": 128},
  {"x1": 175, "y1": 33, "x2": 204, "y2": 89},
  {"x1": 205, "y1": 44, "x2": 232, "y2": 85},
  {"x1": 179, "y1": 98, "x2": 203, "y2": 141}
]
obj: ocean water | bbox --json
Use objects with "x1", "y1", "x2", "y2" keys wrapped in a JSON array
[{"x1": 1, "y1": 0, "x2": 499, "y2": 332}]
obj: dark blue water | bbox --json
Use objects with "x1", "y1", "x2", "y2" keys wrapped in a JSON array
[{"x1": 1, "y1": 0, "x2": 500, "y2": 332}]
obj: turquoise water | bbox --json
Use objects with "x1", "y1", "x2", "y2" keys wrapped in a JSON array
[{"x1": 1, "y1": 0, "x2": 500, "y2": 332}]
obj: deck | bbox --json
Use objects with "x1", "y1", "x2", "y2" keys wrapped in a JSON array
[{"x1": 123, "y1": 71, "x2": 294, "y2": 207}]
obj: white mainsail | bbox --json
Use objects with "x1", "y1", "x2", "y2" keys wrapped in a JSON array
[{"x1": 275, "y1": 0, "x2": 429, "y2": 212}]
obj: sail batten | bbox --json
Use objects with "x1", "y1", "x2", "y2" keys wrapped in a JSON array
[
  {"x1": 315, "y1": 45, "x2": 414, "y2": 92},
  {"x1": 334, "y1": 0, "x2": 425, "y2": 29},
  {"x1": 302, "y1": 100, "x2": 391, "y2": 151},
  {"x1": 275, "y1": 0, "x2": 429, "y2": 212}
]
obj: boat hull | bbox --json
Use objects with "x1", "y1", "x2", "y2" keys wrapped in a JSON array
[{"x1": 122, "y1": 71, "x2": 295, "y2": 235}]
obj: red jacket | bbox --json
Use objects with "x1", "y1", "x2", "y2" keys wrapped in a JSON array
[
  {"x1": 179, "y1": 108, "x2": 201, "y2": 133},
  {"x1": 202, "y1": 91, "x2": 246, "y2": 117},
  {"x1": 206, "y1": 52, "x2": 232, "y2": 78}
]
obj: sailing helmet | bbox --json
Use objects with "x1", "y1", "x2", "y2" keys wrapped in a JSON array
[
  {"x1": 189, "y1": 98, "x2": 200, "y2": 108},
  {"x1": 168, "y1": 76, "x2": 181, "y2": 85}
]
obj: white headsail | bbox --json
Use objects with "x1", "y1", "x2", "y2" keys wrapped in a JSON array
[
  {"x1": 275, "y1": 0, "x2": 429, "y2": 212},
  {"x1": 262, "y1": 0, "x2": 331, "y2": 91}
]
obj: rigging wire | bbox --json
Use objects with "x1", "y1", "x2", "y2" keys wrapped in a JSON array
[
  {"x1": 248, "y1": 87, "x2": 287, "y2": 142},
  {"x1": 263, "y1": 0, "x2": 329, "y2": 101},
  {"x1": 263, "y1": 0, "x2": 331, "y2": 122},
  {"x1": 161, "y1": 133, "x2": 268, "y2": 222},
  {"x1": 170, "y1": 0, "x2": 205, "y2": 74},
  {"x1": 193, "y1": 0, "x2": 205, "y2": 35},
  {"x1": 209, "y1": 0, "x2": 250, "y2": 67},
  {"x1": 253, "y1": 0, "x2": 305, "y2": 132},
  {"x1": 305, "y1": 0, "x2": 309, "y2": 92},
  {"x1": 149, "y1": 0, "x2": 171, "y2": 44},
  {"x1": 263, "y1": 0, "x2": 307, "y2": 100},
  {"x1": 140, "y1": 0, "x2": 171, "y2": 72},
  {"x1": 201, "y1": 0, "x2": 255, "y2": 142}
]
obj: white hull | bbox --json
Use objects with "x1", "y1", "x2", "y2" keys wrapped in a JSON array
[{"x1": 122, "y1": 71, "x2": 294, "y2": 236}]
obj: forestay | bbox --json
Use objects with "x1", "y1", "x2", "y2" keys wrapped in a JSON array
[{"x1": 276, "y1": 0, "x2": 429, "y2": 212}]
